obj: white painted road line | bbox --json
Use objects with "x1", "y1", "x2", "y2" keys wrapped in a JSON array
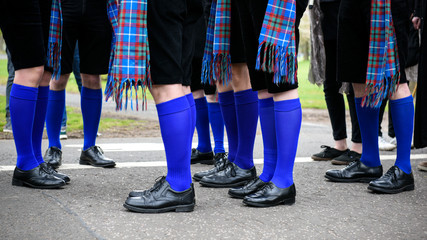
[
  {"x1": 1, "y1": 154, "x2": 426, "y2": 171},
  {"x1": 65, "y1": 143, "x2": 227, "y2": 152}
]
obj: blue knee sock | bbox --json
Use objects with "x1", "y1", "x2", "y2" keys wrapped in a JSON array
[
  {"x1": 157, "y1": 96, "x2": 192, "y2": 191},
  {"x1": 208, "y1": 102, "x2": 225, "y2": 154},
  {"x1": 354, "y1": 97, "x2": 381, "y2": 167},
  {"x1": 271, "y1": 98, "x2": 302, "y2": 188},
  {"x1": 389, "y1": 96, "x2": 414, "y2": 173},
  {"x1": 233, "y1": 89, "x2": 258, "y2": 169},
  {"x1": 186, "y1": 93, "x2": 196, "y2": 138},
  {"x1": 32, "y1": 86, "x2": 49, "y2": 164},
  {"x1": 258, "y1": 98, "x2": 277, "y2": 182},
  {"x1": 46, "y1": 89, "x2": 66, "y2": 149},
  {"x1": 218, "y1": 91, "x2": 238, "y2": 162},
  {"x1": 10, "y1": 84, "x2": 39, "y2": 170},
  {"x1": 194, "y1": 97, "x2": 212, "y2": 152},
  {"x1": 81, "y1": 87, "x2": 102, "y2": 150}
]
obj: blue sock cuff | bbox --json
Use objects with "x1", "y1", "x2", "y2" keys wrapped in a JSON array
[
  {"x1": 234, "y1": 89, "x2": 258, "y2": 105},
  {"x1": 218, "y1": 91, "x2": 235, "y2": 106},
  {"x1": 38, "y1": 86, "x2": 50, "y2": 100},
  {"x1": 389, "y1": 95, "x2": 413, "y2": 105},
  {"x1": 195, "y1": 97, "x2": 208, "y2": 110},
  {"x1": 49, "y1": 89, "x2": 66, "y2": 101},
  {"x1": 274, "y1": 98, "x2": 301, "y2": 112},
  {"x1": 81, "y1": 87, "x2": 102, "y2": 100},
  {"x1": 11, "y1": 84, "x2": 38, "y2": 100},
  {"x1": 355, "y1": 97, "x2": 363, "y2": 105},
  {"x1": 186, "y1": 93, "x2": 195, "y2": 107},
  {"x1": 157, "y1": 96, "x2": 190, "y2": 116},
  {"x1": 259, "y1": 97, "x2": 274, "y2": 108},
  {"x1": 208, "y1": 102, "x2": 221, "y2": 112}
]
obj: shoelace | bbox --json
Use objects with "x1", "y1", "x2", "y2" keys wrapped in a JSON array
[
  {"x1": 147, "y1": 176, "x2": 166, "y2": 193},
  {"x1": 93, "y1": 146, "x2": 105, "y2": 155},
  {"x1": 382, "y1": 166, "x2": 396, "y2": 179},
  {"x1": 343, "y1": 160, "x2": 359, "y2": 170}
]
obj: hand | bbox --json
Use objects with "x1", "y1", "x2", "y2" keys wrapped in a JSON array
[{"x1": 412, "y1": 17, "x2": 421, "y2": 30}]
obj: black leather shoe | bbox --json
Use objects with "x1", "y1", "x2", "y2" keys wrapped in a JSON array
[
  {"x1": 12, "y1": 165, "x2": 65, "y2": 189},
  {"x1": 325, "y1": 160, "x2": 383, "y2": 182},
  {"x1": 191, "y1": 148, "x2": 214, "y2": 164},
  {"x1": 40, "y1": 162, "x2": 70, "y2": 183},
  {"x1": 44, "y1": 147, "x2": 62, "y2": 169},
  {"x1": 228, "y1": 177, "x2": 268, "y2": 199},
  {"x1": 124, "y1": 177, "x2": 195, "y2": 213},
  {"x1": 80, "y1": 146, "x2": 116, "y2": 168},
  {"x1": 331, "y1": 150, "x2": 362, "y2": 165},
  {"x1": 199, "y1": 162, "x2": 256, "y2": 188},
  {"x1": 312, "y1": 145, "x2": 348, "y2": 161},
  {"x1": 193, "y1": 152, "x2": 228, "y2": 181},
  {"x1": 368, "y1": 166, "x2": 415, "y2": 194},
  {"x1": 243, "y1": 182, "x2": 296, "y2": 207}
]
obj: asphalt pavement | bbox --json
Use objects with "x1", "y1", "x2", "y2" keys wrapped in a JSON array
[{"x1": 0, "y1": 92, "x2": 426, "y2": 239}]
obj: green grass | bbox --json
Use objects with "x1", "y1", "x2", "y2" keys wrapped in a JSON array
[
  {"x1": 297, "y1": 60, "x2": 326, "y2": 109},
  {"x1": 0, "y1": 58, "x2": 328, "y2": 131}
]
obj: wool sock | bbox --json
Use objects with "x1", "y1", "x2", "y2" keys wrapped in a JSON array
[
  {"x1": 218, "y1": 91, "x2": 238, "y2": 162},
  {"x1": 208, "y1": 102, "x2": 225, "y2": 154},
  {"x1": 157, "y1": 96, "x2": 192, "y2": 191},
  {"x1": 194, "y1": 97, "x2": 212, "y2": 153},
  {"x1": 389, "y1": 96, "x2": 414, "y2": 174},
  {"x1": 354, "y1": 97, "x2": 381, "y2": 167},
  {"x1": 32, "y1": 86, "x2": 49, "y2": 164},
  {"x1": 81, "y1": 87, "x2": 102, "y2": 150},
  {"x1": 46, "y1": 89, "x2": 66, "y2": 149},
  {"x1": 186, "y1": 93, "x2": 196, "y2": 138},
  {"x1": 271, "y1": 98, "x2": 302, "y2": 188},
  {"x1": 10, "y1": 84, "x2": 39, "y2": 170},
  {"x1": 233, "y1": 89, "x2": 258, "y2": 169},
  {"x1": 258, "y1": 98, "x2": 277, "y2": 182}
]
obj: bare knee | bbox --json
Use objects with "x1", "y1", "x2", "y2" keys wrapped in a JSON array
[
  {"x1": 81, "y1": 74, "x2": 101, "y2": 89},
  {"x1": 14, "y1": 66, "x2": 44, "y2": 87}
]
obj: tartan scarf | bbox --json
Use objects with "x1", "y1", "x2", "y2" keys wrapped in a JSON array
[
  {"x1": 201, "y1": 0, "x2": 232, "y2": 85},
  {"x1": 47, "y1": 0, "x2": 63, "y2": 80},
  {"x1": 48, "y1": 0, "x2": 150, "y2": 110},
  {"x1": 363, "y1": 0, "x2": 400, "y2": 108},
  {"x1": 105, "y1": 0, "x2": 151, "y2": 111},
  {"x1": 256, "y1": 0, "x2": 297, "y2": 84}
]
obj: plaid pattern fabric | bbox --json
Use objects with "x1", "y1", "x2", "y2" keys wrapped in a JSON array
[
  {"x1": 201, "y1": 0, "x2": 232, "y2": 85},
  {"x1": 47, "y1": 0, "x2": 63, "y2": 80},
  {"x1": 256, "y1": 0, "x2": 297, "y2": 84},
  {"x1": 105, "y1": 0, "x2": 151, "y2": 111},
  {"x1": 363, "y1": 0, "x2": 400, "y2": 108}
]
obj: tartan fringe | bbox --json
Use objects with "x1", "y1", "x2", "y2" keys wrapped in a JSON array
[
  {"x1": 362, "y1": 72, "x2": 400, "y2": 108},
  {"x1": 201, "y1": 53, "x2": 231, "y2": 85},
  {"x1": 105, "y1": 73, "x2": 151, "y2": 111},
  {"x1": 256, "y1": 41, "x2": 298, "y2": 84},
  {"x1": 47, "y1": 42, "x2": 62, "y2": 80}
]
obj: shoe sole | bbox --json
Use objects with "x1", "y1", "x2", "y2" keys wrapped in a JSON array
[
  {"x1": 79, "y1": 160, "x2": 116, "y2": 168},
  {"x1": 12, "y1": 178, "x2": 65, "y2": 189},
  {"x1": 311, "y1": 156, "x2": 333, "y2": 161},
  {"x1": 199, "y1": 180, "x2": 249, "y2": 188},
  {"x1": 324, "y1": 174, "x2": 378, "y2": 183},
  {"x1": 192, "y1": 176, "x2": 202, "y2": 182},
  {"x1": 123, "y1": 203, "x2": 195, "y2": 213},
  {"x1": 331, "y1": 160, "x2": 352, "y2": 165},
  {"x1": 243, "y1": 197, "x2": 295, "y2": 207},
  {"x1": 367, "y1": 184, "x2": 415, "y2": 194},
  {"x1": 417, "y1": 165, "x2": 427, "y2": 172},
  {"x1": 228, "y1": 191, "x2": 246, "y2": 199}
]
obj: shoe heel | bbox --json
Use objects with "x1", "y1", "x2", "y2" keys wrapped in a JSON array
[
  {"x1": 282, "y1": 197, "x2": 295, "y2": 205},
  {"x1": 12, "y1": 178, "x2": 24, "y2": 186},
  {"x1": 175, "y1": 204, "x2": 195, "y2": 212}
]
